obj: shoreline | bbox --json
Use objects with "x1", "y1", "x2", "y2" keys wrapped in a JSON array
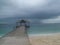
[
  {"x1": 29, "y1": 33, "x2": 60, "y2": 45},
  {"x1": 28, "y1": 32, "x2": 60, "y2": 37},
  {"x1": 0, "y1": 36, "x2": 2, "y2": 38}
]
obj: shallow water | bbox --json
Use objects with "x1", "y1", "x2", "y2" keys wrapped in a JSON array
[
  {"x1": 0, "y1": 18, "x2": 60, "y2": 37},
  {"x1": 28, "y1": 24, "x2": 60, "y2": 35},
  {"x1": 0, "y1": 24, "x2": 16, "y2": 37}
]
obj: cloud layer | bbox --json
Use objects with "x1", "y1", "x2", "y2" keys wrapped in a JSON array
[
  {"x1": 41, "y1": 16, "x2": 60, "y2": 24},
  {"x1": 0, "y1": 0, "x2": 48, "y2": 18},
  {"x1": 0, "y1": 0, "x2": 60, "y2": 18}
]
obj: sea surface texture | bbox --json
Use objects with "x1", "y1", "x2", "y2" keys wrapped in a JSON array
[
  {"x1": 28, "y1": 24, "x2": 60, "y2": 35},
  {"x1": 0, "y1": 18, "x2": 60, "y2": 37},
  {"x1": 0, "y1": 24, "x2": 16, "y2": 37}
]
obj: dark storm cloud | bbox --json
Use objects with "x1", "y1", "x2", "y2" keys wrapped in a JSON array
[{"x1": 0, "y1": 0, "x2": 60, "y2": 19}]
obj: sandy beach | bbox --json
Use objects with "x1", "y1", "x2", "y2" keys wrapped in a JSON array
[
  {"x1": 0, "y1": 26, "x2": 31, "y2": 45},
  {"x1": 0, "y1": 26, "x2": 60, "y2": 45},
  {"x1": 29, "y1": 33, "x2": 60, "y2": 45}
]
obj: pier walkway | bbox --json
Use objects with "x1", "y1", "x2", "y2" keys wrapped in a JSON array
[{"x1": 0, "y1": 26, "x2": 31, "y2": 45}]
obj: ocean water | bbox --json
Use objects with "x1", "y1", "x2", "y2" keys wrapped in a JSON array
[
  {"x1": 0, "y1": 18, "x2": 17, "y2": 37},
  {"x1": 28, "y1": 23, "x2": 60, "y2": 35},
  {"x1": 0, "y1": 24, "x2": 16, "y2": 37},
  {"x1": 0, "y1": 18, "x2": 60, "y2": 37}
]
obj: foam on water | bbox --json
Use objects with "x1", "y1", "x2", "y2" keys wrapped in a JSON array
[
  {"x1": 28, "y1": 33, "x2": 60, "y2": 37},
  {"x1": 0, "y1": 36, "x2": 2, "y2": 38}
]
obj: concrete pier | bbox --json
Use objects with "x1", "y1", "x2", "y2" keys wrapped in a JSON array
[{"x1": 0, "y1": 26, "x2": 31, "y2": 45}]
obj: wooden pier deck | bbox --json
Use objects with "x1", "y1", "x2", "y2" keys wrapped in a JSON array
[{"x1": 0, "y1": 26, "x2": 31, "y2": 45}]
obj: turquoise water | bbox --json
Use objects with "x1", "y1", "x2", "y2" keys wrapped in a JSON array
[
  {"x1": 0, "y1": 18, "x2": 17, "y2": 37},
  {"x1": 0, "y1": 24, "x2": 16, "y2": 37},
  {"x1": 1, "y1": 23, "x2": 60, "y2": 37},
  {"x1": 28, "y1": 24, "x2": 60, "y2": 34},
  {"x1": 0, "y1": 18, "x2": 60, "y2": 37}
]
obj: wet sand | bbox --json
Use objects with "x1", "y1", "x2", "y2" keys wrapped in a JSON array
[
  {"x1": 29, "y1": 33, "x2": 60, "y2": 45},
  {"x1": 0, "y1": 26, "x2": 31, "y2": 45}
]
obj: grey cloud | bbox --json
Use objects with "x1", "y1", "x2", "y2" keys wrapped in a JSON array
[{"x1": 0, "y1": 0, "x2": 60, "y2": 18}]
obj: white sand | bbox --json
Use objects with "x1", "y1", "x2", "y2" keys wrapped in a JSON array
[{"x1": 29, "y1": 33, "x2": 60, "y2": 45}]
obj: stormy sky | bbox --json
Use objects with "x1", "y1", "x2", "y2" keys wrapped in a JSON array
[{"x1": 0, "y1": 0, "x2": 60, "y2": 23}]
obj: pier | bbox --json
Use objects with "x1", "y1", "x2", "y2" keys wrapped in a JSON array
[{"x1": 0, "y1": 20, "x2": 31, "y2": 45}]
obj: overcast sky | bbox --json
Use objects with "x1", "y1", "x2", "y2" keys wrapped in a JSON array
[{"x1": 0, "y1": 0, "x2": 60, "y2": 23}]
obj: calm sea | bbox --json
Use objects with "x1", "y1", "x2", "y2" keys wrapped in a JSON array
[
  {"x1": 28, "y1": 23, "x2": 60, "y2": 35},
  {"x1": 0, "y1": 24, "x2": 16, "y2": 37},
  {"x1": 0, "y1": 18, "x2": 60, "y2": 37}
]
